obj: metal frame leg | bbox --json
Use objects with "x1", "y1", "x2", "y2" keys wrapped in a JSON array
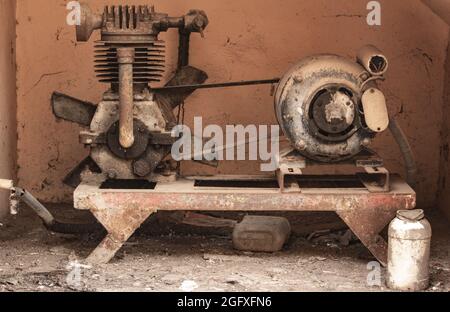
[
  {"x1": 337, "y1": 207, "x2": 397, "y2": 266},
  {"x1": 86, "y1": 207, "x2": 156, "y2": 264}
]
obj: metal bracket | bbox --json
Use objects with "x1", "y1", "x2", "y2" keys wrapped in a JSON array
[
  {"x1": 357, "y1": 166, "x2": 390, "y2": 193},
  {"x1": 276, "y1": 147, "x2": 390, "y2": 193},
  {"x1": 276, "y1": 148, "x2": 306, "y2": 193},
  {"x1": 355, "y1": 151, "x2": 390, "y2": 192},
  {"x1": 277, "y1": 164, "x2": 303, "y2": 193}
]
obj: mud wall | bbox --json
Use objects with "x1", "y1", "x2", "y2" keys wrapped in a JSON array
[
  {"x1": 0, "y1": 0, "x2": 16, "y2": 219},
  {"x1": 422, "y1": 0, "x2": 450, "y2": 219},
  {"x1": 15, "y1": 0, "x2": 448, "y2": 208},
  {"x1": 441, "y1": 46, "x2": 450, "y2": 220}
]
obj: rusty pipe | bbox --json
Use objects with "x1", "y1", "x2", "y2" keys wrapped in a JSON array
[
  {"x1": 117, "y1": 48, "x2": 135, "y2": 149},
  {"x1": 357, "y1": 45, "x2": 389, "y2": 76},
  {"x1": 389, "y1": 118, "x2": 417, "y2": 188},
  {"x1": 16, "y1": 187, "x2": 104, "y2": 234},
  {"x1": 0, "y1": 180, "x2": 103, "y2": 234}
]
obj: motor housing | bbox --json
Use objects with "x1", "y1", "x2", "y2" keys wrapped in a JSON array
[{"x1": 274, "y1": 48, "x2": 389, "y2": 162}]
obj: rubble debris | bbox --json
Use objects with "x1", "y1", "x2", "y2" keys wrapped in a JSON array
[{"x1": 307, "y1": 229, "x2": 358, "y2": 246}]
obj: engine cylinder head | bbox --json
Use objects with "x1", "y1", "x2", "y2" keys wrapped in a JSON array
[
  {"x1": 77, "y1": 4, "x2": 208, "y2": 89},
  {"x1": 94, "y1": 42, "x2": 165, "y2": 84}
]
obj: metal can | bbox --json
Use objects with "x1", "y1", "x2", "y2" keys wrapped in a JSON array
[{"x1": 387, "y1": 209, "x2": 432, "y2": 291}]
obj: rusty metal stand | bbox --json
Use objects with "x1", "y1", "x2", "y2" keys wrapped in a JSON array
[
  {"x1": 336, "y1": 208, "x2": 395, "y2": 267},
  {"x1": 277, "y1": 147, "x2": 390, "y2": 193},
  {"x1": 86, "y1": 206, "x2": 156, "y2": 264},
  {"x1": 75, "y1": 170, "x2": 415, "y2": 266}
]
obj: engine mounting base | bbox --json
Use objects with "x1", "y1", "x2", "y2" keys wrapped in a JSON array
[{"x1": 74, "y1": 173, "x2": 415, "y2": 266}]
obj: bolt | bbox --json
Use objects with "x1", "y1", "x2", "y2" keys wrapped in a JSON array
[
  {"x1": 361, "y1": 138, "x2": 372, "y2": 147},
  {"x1": 196, "y1": 19, "x2": 204, "y2": 28},
  {"x1": 296, "y1": 139, "x2": 307, "y2": 151},
  {"x1": 162, "y1": 169, "x2": 174, "y2": 177},
  {"x1": 133, "y1": 160, "x2": 151, "y2": 177},
  {"x1": 106, "y1": 170, "x2": 118, "y2": 179}
]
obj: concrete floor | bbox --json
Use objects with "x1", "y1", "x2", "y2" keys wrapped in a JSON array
[{"x1": 0, "y1": 205, "x2": 449, "y2": 292}]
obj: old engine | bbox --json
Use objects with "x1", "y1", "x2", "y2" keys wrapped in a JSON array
[
  {"x1": 52, "y1": 4, "x2": 209, "y2": 183},
  {"x1": 52, "y1": 4, "x2": 402, "y2": 186}
]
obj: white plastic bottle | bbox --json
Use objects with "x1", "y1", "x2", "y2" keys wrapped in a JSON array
[{"x1": 387, "y1": 209, "x2": 432, "y2": 291}]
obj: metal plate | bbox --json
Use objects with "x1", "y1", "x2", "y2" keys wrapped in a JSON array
[{"x1": 362, "y1": 88, "x2": 389, "y2": 133}]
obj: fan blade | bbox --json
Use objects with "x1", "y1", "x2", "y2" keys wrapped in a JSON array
[
  {"x1": 52, "y1": 92, "x2": 96, "y2": 127},
  {"x1": 155, "y1": 65, "x2": 208, "y2": 109},
  {"x1": 63, "y1": 156, "x2": 102, "y2": 188}
]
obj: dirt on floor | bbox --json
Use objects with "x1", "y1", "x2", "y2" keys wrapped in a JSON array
[{"x1": 0, "y1": 205, "x2": 449, "y2": 292}]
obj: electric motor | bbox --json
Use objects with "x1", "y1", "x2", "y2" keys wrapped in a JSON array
[{"x1": 274, "y1": 46, "x2": 389, "y2": 162}]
